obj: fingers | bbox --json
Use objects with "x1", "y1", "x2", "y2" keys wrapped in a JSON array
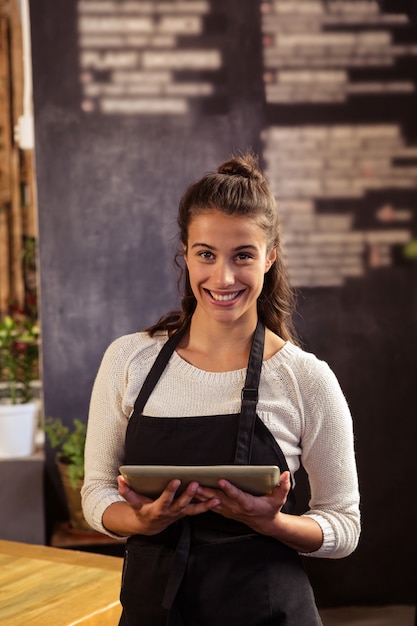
[
  {"x1": 217, "y1": 471, "x2": 291, "y2": 500},
  {"x1": 275, "y1": 470, "x2": 291, "y2": 497},
  {"x1": 163, "y1": 481, "x2": 220, "y2": 518},
  {"x1": 117, "y1": 475, "x2": 146, "y2": 505},
  {"x1": 168, "y1": 480, "x2": 198, "y2": 510},
  {"x1": 118, "y1": 475, "x2": 222, "y2": 527},
  {"x1": 171, "y1": 481, "x2": 220, "y2": 512},
  {"x1": 180, "y1": 472, "x2": 292, "y2": 508},
  {"x1": 196, "y1": 480, "x2": 245, "y2": 502}
]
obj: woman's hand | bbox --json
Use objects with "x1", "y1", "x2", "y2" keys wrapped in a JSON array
[
  {"x1": 194, "y1": 470, "x2": 292, "y2": 535},
  {"x1": 103, "y1": 476, "x2": 221, "y2": 537},
  {"x1": 194, "y1": 471, "x2": 323, "y2": 553}
]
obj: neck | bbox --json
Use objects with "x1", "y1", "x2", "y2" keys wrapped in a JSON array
[
  {"x1": 176, "y1": 312, "x2": 258, "y2": 372},
  {"x1": 192, "y1": 310, "x2": 257, "y2": 346}
]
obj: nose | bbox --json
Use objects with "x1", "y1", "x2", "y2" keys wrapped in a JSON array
[{"x1": 212, "y1": 260, "x2": 235, "y2": 287}]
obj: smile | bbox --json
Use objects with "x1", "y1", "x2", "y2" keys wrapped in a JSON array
[{"x1": 207, "y1": 290, "x2": 242, "y2": 302}]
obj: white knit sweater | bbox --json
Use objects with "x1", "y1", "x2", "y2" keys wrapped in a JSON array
[{"x1": 81, "y1": 330, "x2": 360, "y2": 558}]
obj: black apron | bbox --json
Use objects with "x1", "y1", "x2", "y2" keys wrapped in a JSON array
[{"x1": 119, "y1": 321, "x2": 322, "y2": 626}]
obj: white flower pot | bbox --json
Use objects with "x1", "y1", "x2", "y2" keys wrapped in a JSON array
[{"x1": 0, "y1": 402, "x2": 38, "y2": 458}]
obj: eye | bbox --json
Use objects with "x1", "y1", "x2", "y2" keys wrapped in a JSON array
[
  {"x1": 197, "y1": 250, "x2": 215, "y2": 260},
  {"x1": 235, "y1": 252, "x2": 253, "y2": 262}
]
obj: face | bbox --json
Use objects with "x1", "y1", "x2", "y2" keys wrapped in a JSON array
[{"x1": 184, "y1": 211, "x2": 276, "y2": 327}]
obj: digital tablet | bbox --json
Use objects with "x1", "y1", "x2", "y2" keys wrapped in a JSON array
[{"x1": 119, "y1": 465, "x2": 280, "y2": 498}]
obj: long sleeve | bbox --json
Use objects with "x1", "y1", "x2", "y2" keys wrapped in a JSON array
[
  {"x1": 259, "y1": 344, "x2": 360, "y2": 559},
  {"x1": 294, "y1": 356, "x2": 360, "y2": 558},
  {"x1": 81, "y1": 332, "x2": 163, "y2": 536}
]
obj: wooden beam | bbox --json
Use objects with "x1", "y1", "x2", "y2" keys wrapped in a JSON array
[{"x1": 0, "y1": 1, "x2": 37, "y2": 314}]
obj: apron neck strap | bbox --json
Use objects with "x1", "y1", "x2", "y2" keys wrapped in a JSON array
[
  {"x1": 133, "y1": 325, "x2": 188, "y2": 416},
  {"x1": 234, "y1": 319, "x2": 265, "y2": 465}
]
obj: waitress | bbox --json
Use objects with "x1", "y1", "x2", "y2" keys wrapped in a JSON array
[{"x1": 82, "y1": 153, "x2": 360, "y2": 626}]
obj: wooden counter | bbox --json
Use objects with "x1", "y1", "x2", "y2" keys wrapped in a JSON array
[{"x1": 0, "y1": 540, "x2": 122, "y2": 625}]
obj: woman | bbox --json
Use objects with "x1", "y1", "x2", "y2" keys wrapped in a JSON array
[{"x1": 82, "y1": 153, "x2": 360, "y2": 626}]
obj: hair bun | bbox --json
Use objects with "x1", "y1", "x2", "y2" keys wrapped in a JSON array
[{"x1": 217, "y1": 152, "x2": 264, "y2": 182}]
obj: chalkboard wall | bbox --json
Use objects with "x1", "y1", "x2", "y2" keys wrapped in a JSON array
[{"x1": 30, "y1": 0, "x2": 417, "y2": 607}]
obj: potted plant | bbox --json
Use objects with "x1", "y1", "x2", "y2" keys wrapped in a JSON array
[
  {"x1": 43, "y1": 417, "x2": 93, "y2": 532},
  {"x1": 0, "y1": 312, "x2": 40, "y2": 458}
]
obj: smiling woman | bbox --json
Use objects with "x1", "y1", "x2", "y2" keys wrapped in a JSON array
[
  {"x1": 141, "y1": 153, "x2": 297, "y2": 355},
  {"x1": 81, "y1": 152, "x2": 360, "y2": 626},
  {"x1": 183, "y1": 211, "x2": 276, "y2": 335}
]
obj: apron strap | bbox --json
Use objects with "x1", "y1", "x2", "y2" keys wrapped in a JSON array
[
  {"x1": 162, "y1": 520, "x2": 191, "y2": 611},
  {"x1": 234, "y1": 320, "x2": 265, "y2": 465},
  {"x1": 133, "y1": 326, "x2": 188, "y2": 415}
]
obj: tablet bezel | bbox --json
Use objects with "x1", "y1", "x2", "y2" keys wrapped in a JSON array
[{"x1": 119, "y1": 464, "x2": 280, "y2": 498}]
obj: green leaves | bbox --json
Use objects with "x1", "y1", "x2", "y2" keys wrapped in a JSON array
[
  {"x1": 0, "y1": 314, "x2": 40, "y2": 404},
  {"x1": 43, "y1": 417, "x2": 87, "y2": 488}
]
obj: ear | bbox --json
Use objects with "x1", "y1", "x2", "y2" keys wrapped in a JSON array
[
  {"x1": 182, "y1": 242, "x2": 188, "y2": 264},
  {"x1": 265, "y1": 248, "x2": 277, "y2": 273}
]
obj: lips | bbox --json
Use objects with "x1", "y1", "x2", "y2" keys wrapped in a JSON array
[{"x1": 206, "y1": 290, "x2": 243, "y2": 302}]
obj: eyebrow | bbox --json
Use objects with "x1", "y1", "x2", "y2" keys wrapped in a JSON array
[{"x1": 191, "y1": 243, "x2": 258, "y2": 251}]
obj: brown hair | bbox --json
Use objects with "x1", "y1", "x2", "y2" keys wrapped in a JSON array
[{"x1": 146, "y1": 152, "x2": 298, "y2": 342}]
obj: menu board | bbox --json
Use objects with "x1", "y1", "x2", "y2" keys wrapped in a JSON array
[
  {"x1": 77, "y1": 1, "x2": 224, "y2": 114},
  {"x1": 260, "y1": 1, "x2": 417, "y2": 287},
  {"x1": 73, "y1": 0, "x2": 417, "y2": 288}
]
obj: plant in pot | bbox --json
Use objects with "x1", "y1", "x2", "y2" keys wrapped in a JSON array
[
  {"x1": 43, "y1": 416, "x2": 94, "y2": 533},
  {"x1": 0, "y1": 312, "x2": 40, "y2": 458}
]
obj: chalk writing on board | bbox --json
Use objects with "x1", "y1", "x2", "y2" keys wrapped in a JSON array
[
  {"x1": 260, "y1": 1, "x2": 417, "y2": 287},
  {"x1": 262, "y1": 1, "x2": 417, "y2": 104},
  {"x1": 263, "y1": 124, "x2": 416, "y2": 287},
  {"x1": 77, "y1": 0, "x2": 223, "y2": 114}
]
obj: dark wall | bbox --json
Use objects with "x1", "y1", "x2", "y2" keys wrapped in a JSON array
[
  {"x1": 31, "y1": 0, "x2": 265, "y2": 421},
  {"x1": 30, "y1": 0, "x2": 417, "y2": 607},
  {"x1": 296, "y1": 270, "x2": 417, "y2": 607}
]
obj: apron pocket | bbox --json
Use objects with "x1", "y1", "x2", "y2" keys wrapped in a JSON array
[
  {"x1": 177, "y1": 534, "x2": 271, "y2": 626},
  {"x1": 120, "y1": 539, "x2": 175, "y2": 626},
  {"x1": 177, "y1": 535, "x2": 323, "y2": 626}
]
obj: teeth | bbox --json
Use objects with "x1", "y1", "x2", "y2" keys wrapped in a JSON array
[{"x1": 210, "y1": 291, "x2": 239, "y2": 301}]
